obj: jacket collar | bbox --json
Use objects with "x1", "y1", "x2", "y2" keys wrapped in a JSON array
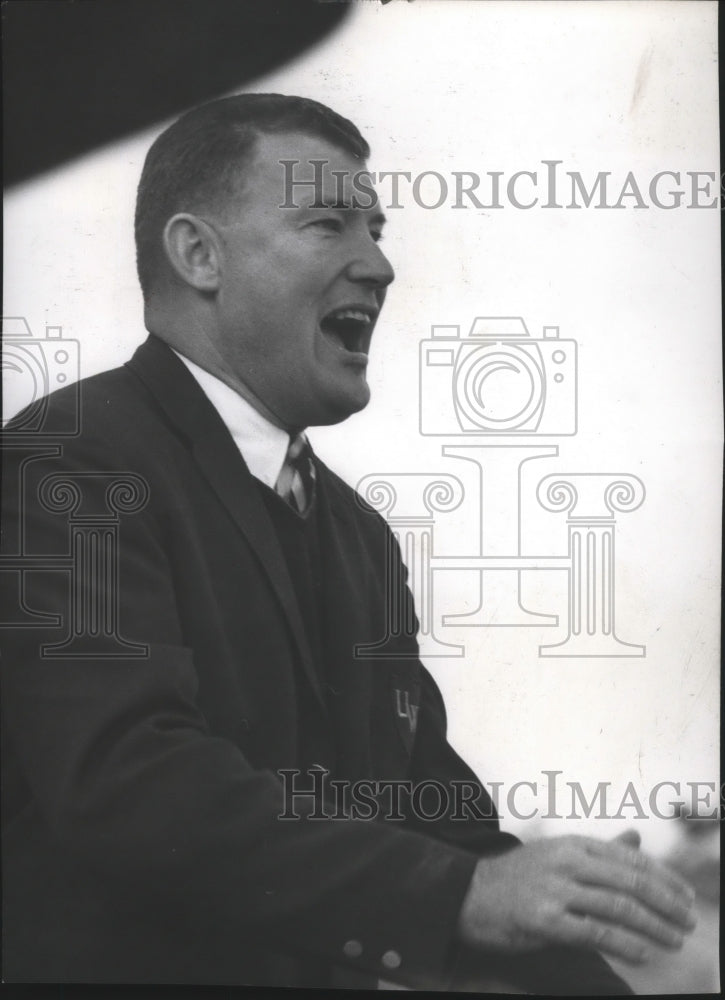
[{"x1": 125, "y1": 334, "x2": 327, "y2": 716}]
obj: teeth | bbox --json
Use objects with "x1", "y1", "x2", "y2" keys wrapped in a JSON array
[
  {"x1": 320, "y1": 307, "x2": 376, "y2": 356},
  {"x1": 327, "y1": 308, "x2": 372, "y2": 323}
]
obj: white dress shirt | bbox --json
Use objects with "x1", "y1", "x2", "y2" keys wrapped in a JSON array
[{"x1": 173, "y1": 350, "x2": 291, "y2": 489}]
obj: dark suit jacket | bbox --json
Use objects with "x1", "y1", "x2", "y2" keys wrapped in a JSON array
[{"x1": 1, "y1": 335, "x2": 630, "y2": 992}]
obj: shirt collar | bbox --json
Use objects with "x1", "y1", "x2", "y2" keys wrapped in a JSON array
[{"x1": 173, "y1": 350, "x2": 291, "y2": 489}]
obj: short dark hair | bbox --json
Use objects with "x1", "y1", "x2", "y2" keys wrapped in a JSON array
[{"x1": 134, "y1": 93, "x2": 370, "y2": 299}]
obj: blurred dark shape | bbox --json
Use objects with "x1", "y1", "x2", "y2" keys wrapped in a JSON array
[
  {"x1": 667, "y1": 804, "x2": 721, "y2": 905},
  {"x1": 672, "y1": 799, "x2": 721, "y2": 839},
  {"x1": 3, "y1": 0, "x2": 350, "y2": 187},
  {"x1": 611, "y1": 810, "x2": 720, "y2": 994}
]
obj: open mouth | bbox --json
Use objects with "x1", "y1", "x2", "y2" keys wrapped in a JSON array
[{"x1": 319, "y1": 307, "x2": 375, "y2": 356}]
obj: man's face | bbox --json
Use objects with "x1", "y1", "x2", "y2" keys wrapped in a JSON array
[{"x1": 207, "y1": 130, "x2": 394, "y2": 429}]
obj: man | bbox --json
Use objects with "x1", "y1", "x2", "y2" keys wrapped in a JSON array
[{"x1": 1, "y1": 95, "x2": 696, "y2": 991}]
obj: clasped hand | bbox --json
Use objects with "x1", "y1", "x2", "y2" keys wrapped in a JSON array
[{"x1": 458, "y1": 830, "x2": 697, "y2": 965}]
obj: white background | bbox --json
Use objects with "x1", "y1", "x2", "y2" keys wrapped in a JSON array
[{"x1": 4, "y1": 1, "x2": 721, "y2": 859}]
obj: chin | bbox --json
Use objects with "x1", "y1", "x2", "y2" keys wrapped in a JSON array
[{"x1": 310, "y1": 387, "x2": 371, "y2": 427}]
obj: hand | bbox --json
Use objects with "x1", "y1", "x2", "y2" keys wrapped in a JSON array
[{"x1": 457, "y1": 830, "x2": 697, "y2": 965}]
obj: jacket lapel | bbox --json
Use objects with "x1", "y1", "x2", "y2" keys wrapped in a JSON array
[{"x1": 125, "y1": 335, "x2": 327, "y2": 716}]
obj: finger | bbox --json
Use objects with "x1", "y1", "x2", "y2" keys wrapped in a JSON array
[
  {"x1": 612, "y1": 829, "x2": 641, "y2": 850},
  {"x1": 554, "y1": 911, "x2": 655, "y2": 966},
  {"x1": 569, "y1": 887, "x2": 687, "y2": 950},
  {"x1": 586, "y1": 836, "x2": 694, "y2": 897},
  {"x1": 580, "y1": 859, "x2": 696, "y2": 930},
  {"x1": 581, "y1": 838, "x2": 696, "y2": 904}
]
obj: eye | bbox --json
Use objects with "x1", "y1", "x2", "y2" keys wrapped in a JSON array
[{"x1": 309, "y1": 217, "x2": 343, "y2": 233}]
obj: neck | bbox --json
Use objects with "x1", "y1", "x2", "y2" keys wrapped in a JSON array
[{"x1": 147, "y1": 309, "x2": 298, "y2": 433}]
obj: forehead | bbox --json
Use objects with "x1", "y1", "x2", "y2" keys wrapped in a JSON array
[{"x1": 242, "y1": 130, "x2": 377, "y2": 209}]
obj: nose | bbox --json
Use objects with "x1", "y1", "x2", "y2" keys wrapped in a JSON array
[{"x1": 345, "y1": 237, "x2": 395, "y2": 291}]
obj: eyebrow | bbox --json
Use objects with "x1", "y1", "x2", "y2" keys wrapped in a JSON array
[{"x1": 297, "y1": 199, "x2": 387, "y2": 227}]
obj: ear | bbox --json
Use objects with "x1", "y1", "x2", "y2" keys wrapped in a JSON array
[{"x1": 162, "y1": 213, "x2": 222, "y2": 292}]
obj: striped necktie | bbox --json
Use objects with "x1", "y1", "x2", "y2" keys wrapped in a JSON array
[{"x1": 275, "y1": 433, "x2": 315, "y2": 514}]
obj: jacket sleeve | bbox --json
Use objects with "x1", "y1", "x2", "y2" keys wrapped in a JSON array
[
  {"x1": 1, "y1": 423, "x2": 478, "y2": 989},
  {"x1": 405, "y1": 663, "x2": 522, "y2": 855},
  {"x1": 398, "y1": 674, "x2": 634, "y2": 994},
  {"x1": 384, "y1": 531, "x2": 633, "y2": 995}
]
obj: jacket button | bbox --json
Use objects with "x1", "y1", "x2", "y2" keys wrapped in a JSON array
[
  {"x1": 343, "y1": 939, "x2": 363, "y2": 958},
  {"x1": 381, "y1": 950, "x2": 401, "y2": 969}
]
